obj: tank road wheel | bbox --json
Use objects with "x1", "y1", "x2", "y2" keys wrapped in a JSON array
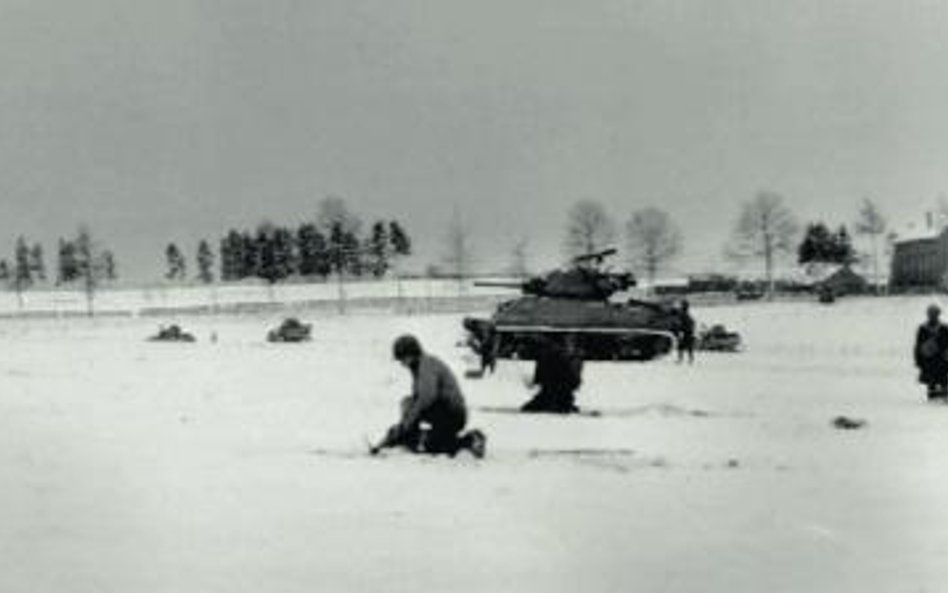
[
  {"x1": 608, "y1": 336, "x2": 635, "y2": 360},
  {"x1": 616, "y1": 334, "x2": 674, "y2": 361},
  {"x1": 645, "y1": 334, "x2": 675, "y2": 360}
]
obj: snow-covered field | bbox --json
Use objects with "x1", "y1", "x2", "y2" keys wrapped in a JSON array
[
  {"x1": 1, "y1": 296, "x2": 946, "y2": 592},
  {"x1": 0, "y1": 278, "x2": 507, "y2": 317}
]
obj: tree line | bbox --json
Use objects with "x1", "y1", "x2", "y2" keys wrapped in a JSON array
[
  {"x1": 0, "y1": 194, "x2": 895, "y2": 306},
  {"x1": 0, "y1": 227, "x2": 116, "y2": 313},
  {"x1": 164, "y1": 199, "x2": 412, "y2": 285},
  {"x1": 561, "y1": 194, "x2": 890, "y2": 296}
]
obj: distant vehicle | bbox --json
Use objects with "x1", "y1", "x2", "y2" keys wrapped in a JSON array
[
  {"x1": 267, "y1": 318, "x2": 312, "y2": 343},
  {"x1": 735, "y1": 283, "x2": 765, "y2": 301},
  {"x1": 464, "y1": 249, "x2": 679, "y2": 361},
  {"x1": 818, "y1": 285, "x2": 836, "y2": 304},
  {"x1": 697, "y1": 324, "x2": 742, "y2": 352},
  {"x1": 148, "y1": 324, "x2": 196, "y2": 343},
  {"x1": 687, "y1": 274, "x2": 739, "y2": 294}
]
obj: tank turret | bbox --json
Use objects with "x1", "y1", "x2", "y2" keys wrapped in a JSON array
[{"x1": 475, "y1": 248, "x2": 636, "y2": 300}]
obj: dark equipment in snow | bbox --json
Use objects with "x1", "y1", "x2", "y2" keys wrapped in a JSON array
[
  {"x1": 735, "y1": 283, "x2": 766, "y2": 301},
  {"x1": 267, "y1": 318, "x2": 313, "y2": 343},
  {"x1": 832, "y1": 416, "x2": 867, "y2": 430},
  {"x1": 697, "y1": 324, "x2": 743, "y2": 352},
  {"x1": 464, "y1": 249, "x2": 679, "y2": 361},
  {"x1": 818, "y1": 285, "x2": 837, "y2": 304},
  {"x1": 148, "y1": 324, "x2": 196, "y2": 343}
]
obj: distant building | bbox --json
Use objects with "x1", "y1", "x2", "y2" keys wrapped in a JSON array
[
  {"x1": 818, "y1": 265, "x2": 869, "y2": 296},
  {"x1": 890, "y1": 229, "x2": 948, "y2": 292}
]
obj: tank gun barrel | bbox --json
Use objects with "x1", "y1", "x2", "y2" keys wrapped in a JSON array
[
  {"x1": 572, "y1": 247, "x2": 618, "y2": 265},
  {"x1": 474, "y1": 280, "x2": 527, "y2": 289},
  {"x1": 626, "y1": 297, "x2": 668, "y2": 311}
]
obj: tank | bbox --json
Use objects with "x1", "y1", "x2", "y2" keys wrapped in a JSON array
[
  {"x1": 267, "y1": 318, "x2": 313, "y2": 343},
  {"x1": 464, "y1": 249, "x2": 681, "y2": 362},
  {"x1": 697, "y1": 324, "x2": 742, "y2": 352}
]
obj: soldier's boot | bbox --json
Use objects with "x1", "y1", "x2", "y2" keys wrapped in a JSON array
[{"x1": 459, "y1": 429, "x2": 487, "y2": 459}]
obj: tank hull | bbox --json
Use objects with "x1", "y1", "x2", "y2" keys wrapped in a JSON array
[{"x1": 469, "y1": 296, "x2": 679, "y2": 361}]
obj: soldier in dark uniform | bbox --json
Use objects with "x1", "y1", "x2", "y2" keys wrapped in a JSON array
[
  {"x1": 676, "y1": 299, "x2": 696, "y2": 364},
  {"x1": 521, "y1": 334, "x2": 584, "y2": 414},
  {"x1": 371, "y1": 335, "x2": 486, "y2": 456},
  {"x1": 478, "y1": 325, "x2": 499, "y2": 375},
  {"x1": 915, "y1": 304, "x2": 948, "y2": 401},
  {"x1": 464, "y1": 318, "x2": 498, "y2": 375}
]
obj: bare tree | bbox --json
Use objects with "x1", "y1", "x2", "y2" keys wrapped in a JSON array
[
  {"x1": 725, "y1": 191, "x2": 799, "y2": 298},
  {"x1": 854, "y1": 198, "x2": 887, "y2": 294},
  {"x1": 12, "y1": 236, "x2": 32, "y2": 309},
  {"x1": 935, "y1": 193, "x2": 948, "y2": 231},
  {"x1": 317, "y1": 195, "x2": 361, "y2": 236},
  {"x1": 509, "y1": 238, "x2": 530, "y2": 279},
  {"x1": 563, "y1": 199, "x2": 616, "y2": 258},
  {"x1": 316, "y1": 197, "x2": 361, "y2": 313},
  {"x1": 74, "y1": 226, "x2": 112, "y2": 317},
  {"x1": 625, "y1": 207, "x2": 682, "y2": 284},
  {"x1": 443, "y1": 211, "x2": 473, "y2": 295}
]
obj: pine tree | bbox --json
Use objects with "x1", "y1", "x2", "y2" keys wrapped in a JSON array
[
  {"x1": 389, "y1": 220, "x2": 412, "y2": 257},
  {"x1": 241, "y1": 231, "x2": 258, "y2": 279},
  {"x1": 798, "y1": 222, "x2": 856, "y2": 265},
  {"x1": 798, "y1": 223, "x2": 833, "y2": 264},
  {"x1": 342, "y1": 229, "x2": 362, "y2": 276},
  {"x1": 0, "y1": 259, "x2": 9, "y2": 282},
  {"x1": 197, "y1": 240, "x2": 215, "y2": 283},
  {"x1": 834, "y1": 226, "x2": 856, "y2": 264},
  {"x1": 29, "y1": 243, "x2": 45, "y2": 282},
  {"x1": 13, "y1": 237, "x2": 32, "y2": 307},
  {"x1": 328, "y1": 222, "x2": 347, "y2": 275},
  {"x1": 255, "y1": 224, "x2": 279, "y2": 284},
  {"x1": 388, "y1": 220, "x2": 412, "y2": 304},
  {"x1": 219, "y1": 237, "x2": 231, "y2": 281},
  {"x1": 165, "y1": 243, "x2": 187, "y2": 281},
  {"x1": 297, "y1": 223, "x2": 330, "y2": 277},
  {"x1": 366, "y1": 220, "x2": 390, "y2": 277},
  {"x1": 57, "y1": 238, "x2": 80, "y2": 285},
  {"x1": 272, "y1": 226, "x2": 296, "y2": 280},
  {"x1": 220, "y1": 230, "x2": 243, "y2": 281}
]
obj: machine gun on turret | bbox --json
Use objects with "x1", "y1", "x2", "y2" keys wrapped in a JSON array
[{"x1": 572, "y1": 247, "x2": 618, "y2": 267}]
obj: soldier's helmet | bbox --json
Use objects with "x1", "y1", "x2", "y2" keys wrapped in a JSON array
[{"x1": 393, "y1": 334, "x2": 423, "y2": 361}]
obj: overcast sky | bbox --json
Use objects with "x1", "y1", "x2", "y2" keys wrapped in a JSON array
[{"x1": 1, "y1": 0, "x2": 947, "y2": 281}]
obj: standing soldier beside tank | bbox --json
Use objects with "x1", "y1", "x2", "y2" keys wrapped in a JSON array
[
  {"x1": 915, "y1": 304, "x2": 948, "y2": 401},
  {"x1": 676, "y1": 299, "x2": 696, "y2": 365},
  {"x1": 521, "y1": 334, "x2": 584, "y2": 414}
]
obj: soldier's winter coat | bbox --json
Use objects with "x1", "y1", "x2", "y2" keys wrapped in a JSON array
[
  {"x1": 399, "y1": 354, "x2": 468, "y2": 434},
  {"x1": 914, "y1": 322, "x2": 948, "y2": 386}
]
